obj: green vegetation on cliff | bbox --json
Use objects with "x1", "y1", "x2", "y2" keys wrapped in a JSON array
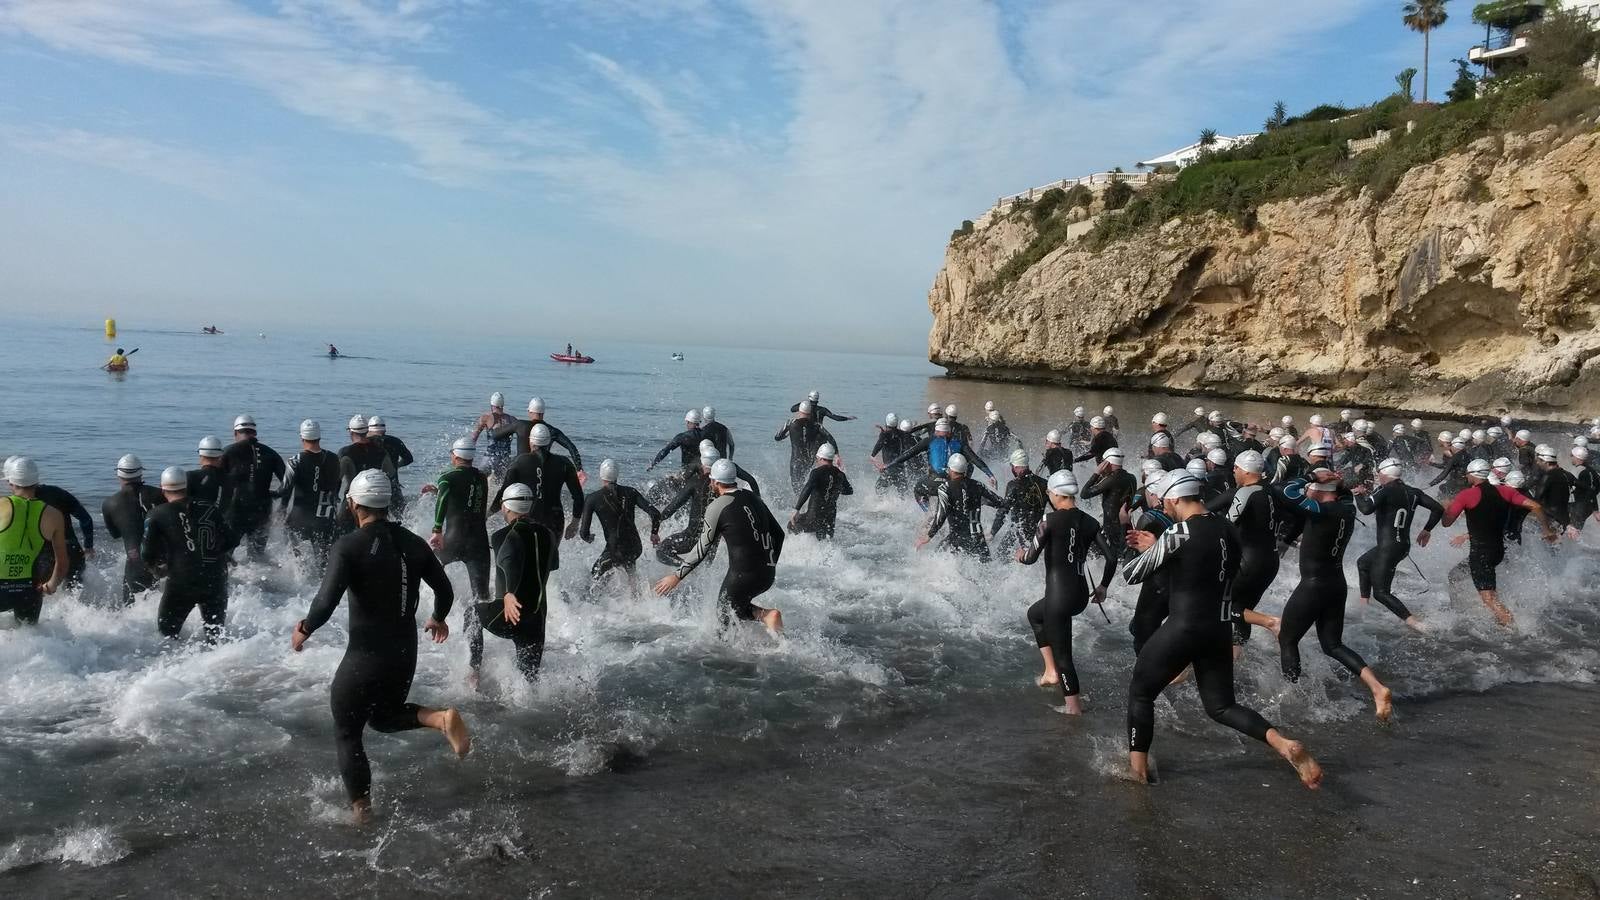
[{"x1": 975, "y1": 13, "x2": 1600, "y2": 296}]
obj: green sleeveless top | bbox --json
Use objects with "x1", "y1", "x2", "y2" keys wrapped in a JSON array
[{"x1": 1, "y1": 495, "x2": 46, "y2": 583}]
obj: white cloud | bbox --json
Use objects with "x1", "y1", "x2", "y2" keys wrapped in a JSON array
[{"x1": 4, "y1": 126, "x2": 240, "y2": 197}]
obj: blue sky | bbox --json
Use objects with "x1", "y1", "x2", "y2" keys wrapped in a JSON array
[{"x1": 0, "y1": 1, "x2": 1491, "y2": 353}]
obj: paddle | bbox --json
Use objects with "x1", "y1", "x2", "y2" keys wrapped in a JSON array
[{"x1": 100, "y1": 347, "x2": 139, "y2": 370}]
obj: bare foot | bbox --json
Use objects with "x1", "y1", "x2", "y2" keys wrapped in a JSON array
[
  {"x1": 351, "y1": 799, "x2": 373, "y2": 826},
  {"x1": 466, "y1": 668, "x2": 481, "y2": 692},
  {"x1": 440, "y1": 709, "x2": 472, "y2": 758},
  {"x1": 1062, "y1": 695, "x2": 1083, "y2": 716},
  {"x1": 1127, "y1": 752, "x2": 1150, "y2": 784},
  {"x1": 1359, "y1": 596, "x2": 1370, "y2": 606},
  {"x1": 1404, "y1": 616, "x2": 1426, "y2": 634},
  {"x1": 1281, "y1": 741, "x2": 1323, "y2": 790},
  {"x1": 1373, "y1": 686, "x2": 1394, "y2": 723},
  {"x1": 1494, "y1": 610, "x2": 1514, "y2": 629},
  {"x1": 1232, "y1": 644, "x2": 1243, "y2": 662},
  {"x1": 760, "y1": 608, "x2": 784, "y2": 635}
]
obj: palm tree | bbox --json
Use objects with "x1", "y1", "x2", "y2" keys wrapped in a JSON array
[
  {"x1": 1402, "y1": 0, "x2": 1450, "y2": 102},
  {"x1": 1198, "y1": 128, "x2": 1218, "y2": 146}
]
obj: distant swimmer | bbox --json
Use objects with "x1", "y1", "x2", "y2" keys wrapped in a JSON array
[
  {"x1": 654, "y1": 459, "x2": 785, "y2": 634},
  {"x1": 1017, "y1": 470, "x2": 1115, "y2": 714},
  {"x1": 221, "y1": 414, "x2": 285, "y2": 559},
  {"x1": 1440, "y1": 458, "x2": 1555, "y2": 628},
  {"x1": 469, "y1": 392, "x2": 516, "y2": 481},
  {"x1": 579, "y1": 459, "x2": 662, "y2": 595},
  {"x1": 789, "y1": 389, "x2": 856, "y2": 424},
  {"x1": 914, "y1": 454, "x2": 1004, "y2": 561},
  {"x1": 1354, "y1": 458, "x2": 1442, "y2": 633},
  {"x1": 142, "y1": 466, "x2": 238, "y2": 643},
  {"x1": 423, "y1": 438, "x2": 490, "y2": 686},
  {"x1": 477, "y1": 482, "x2": 556, "y2": 682},
  {"x1": 790, "y1": 444, "x2": 852, "y2": 539},
  {"x1": 0, "y1": 457, "x2": 69, "y2": 624},
  {"x1": 279, "y1": 420, "x2": 342, "y2": 576},
  {"x1": 292, "y1": 470, "x2": 468, "y2": 825},
  {"x1": 102, "y1": 454, "x2": 166, "y2": 606},
  {"x1": 327, "y1": 344, "x2": 339, "y2": 358},
  {"x1": 1122, "y1": 471, "x2": 1322, "y2": 789}
]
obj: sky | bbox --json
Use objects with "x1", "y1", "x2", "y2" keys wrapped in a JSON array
[{"x1": 0, "y1": 1, "x2": 1492, "y2": 353}]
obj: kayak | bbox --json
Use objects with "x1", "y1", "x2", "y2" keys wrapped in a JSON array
[
  {"x1": 551, "y1": 354, "x2": 594, "y2": 364},
  {"x1": 106, "y1": 364, "x2": 129, "y2": 372}
]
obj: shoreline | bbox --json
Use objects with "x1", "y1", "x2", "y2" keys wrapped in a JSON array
[{"x1": 933, "y1": 362, "x2": 1592, "y2": 428}]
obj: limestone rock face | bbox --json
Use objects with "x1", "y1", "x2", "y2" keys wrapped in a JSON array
[{"x1": 928, "y1": 129, "x2": 1600, "y2": 419}]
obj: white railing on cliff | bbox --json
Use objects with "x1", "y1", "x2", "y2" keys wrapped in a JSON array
[{"x1": 974, "y1": 172, "x2": 1164, "y2": 228}]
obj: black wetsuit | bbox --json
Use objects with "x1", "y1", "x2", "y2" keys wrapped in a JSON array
[
  {"x1": 1020, "y1": 507, "x2": 1115, "y2": 699},
  {"x1": 1121, "y1": 512, "x2": 1274, "y2": 754},
  {"x1": 221, "y1": 437, "x2": 285, "y2": 556},
  {"x1": 491, "y1": 450, "x2": 582, "y2": 570},
  {"x1": 1210, "y1": 483, "x2": 1285, "y2": 644},
  {"x1": 301, "y1": 520, "x2": 453, "y2": 804},
  {"x1": 1038, "y1": 446, "x2": 1072, "y2": 476},
  {"x1": 675, "y1": 488, "x2": 785, "y2": 627},
  {"x1": 1355, "y1": 480, "x2": 1443, "y2": 622},
  {"x1": 142, "y1": 497, "x2": 238, "y2": 641},
  {"x1": 979, "y1": 419, "x2": 1014, "y2": 456},
  {"x1": 872, "y1": 428, "x2": 919, "y2": 492},
  {"x1": 376, "y1": 434, "x2": 414, "y2": 512},
  {"x1": 473, "y1": 518, "x2": 556, "y2": 679},
  {"x1": 1126, "y1": 506, "x2": 1173, "y2": 652},
  {"x1": 1149, "y1": 449, "x2": 1187, "y2": 472},
  {"x1": 101, "y1": 481, "x2": 166, "y2": 605},
  {"x1": 656, "y1": 469, "x2": 714, "y2": 565},
  {"x1": 925, "y1": 478, "x2": 1004, "y2": 561},
  {"x1": 492, "y1": 418, "x2": 584, "y2": 469},
  {"x1": 792, "y1": 464, "x2": 854, "y2": 539},
  {"x1": 1574, "y1": 465, "x2": 1600, "y2": 530},
  {"x1": 991, "y1": 471, "x2": 1050, "y2": 551},
  {"x1": 1264, "y1": 449, "x2": 1308, "y2": 485},
  {"x1": 1082, "y1": 469, "x2": 1137, "y2": 558},
  {"x1": 337, "y1": 441, "x2": 394, "y2": 531},
  {"x1": 774, "y1": 419, "x2": 839, "y2": 493},
  {"x1": 701, "y1": 420, "x2": 736, "y2": 459},
  {"x1": 579, "y1": 483, "x2": 662, "y2": 584},
  {"x1": 887, "y1": 435, "x2": 992, "y2": 508},
  {"x1": 1429, "y1": 451, "x2": 1471, "y2": 499},
  {"x1": 280, "y1": 448, "x2": 343, "y2": 573},
  {"x1": 1277, "y1": 489, "x2": 1368, "y2": 681},
  {"x1": 1534, "y1": 465, "x2": 1576, "y2": 530},
  {"x1": 1450, "y1": 482, "x2": 1520, "y2": 591},
  {"x1": 432, "y1": 465, "x2": 491, "y2": 628},
  {"x1": 35, "y1": 483, "x2": 93, "y2": 585},
  {"x1": 651, "y1": 427, "x2": 707, "y2": 471},
  {"x1": 790, "y1": 402, "x2": 853, "y2": 424},
  {"x1": 1073, "y1": 431, "x2": 1118, "y2": 464}
]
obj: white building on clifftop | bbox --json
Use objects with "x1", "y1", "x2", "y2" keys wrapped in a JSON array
[{"x1": 1136, "y1": 133, "x2": 1259, "y2": 170}]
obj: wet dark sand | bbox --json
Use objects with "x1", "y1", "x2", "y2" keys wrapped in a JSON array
[{"x1": 9, "y1": 682, "x2": 1598, "y2": 899}]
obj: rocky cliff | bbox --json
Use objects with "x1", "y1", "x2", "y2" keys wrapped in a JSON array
[{"x1": 929, "y1": 128, "x2": 1600, "y2": 419}]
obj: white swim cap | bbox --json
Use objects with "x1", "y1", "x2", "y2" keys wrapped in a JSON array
[
  {"x1": 700, "y1": 449, "x2": 721, "y2": 468},
  {"x1": 1308, "y1": 443, "x2": 1332, "y2": 458},
  {"x1": 159, "y1": 466, "x2": 187, "y2": 490},
  {"x1": 300, "y1": 419, "x2": 322, "y2": 440},
  {"x1": 1309, "y1": 414, "x2": 1324, "y2": 426},
  {"x1": 5, "y1": 456, "x2": 39, "y2": 487},
  {"x1": 1185, "y1": 458, "x2": 1209, "y2": 478},
  {"x1": 984, "y1": 400, "x2": 995, "y2": 412},
  {"x1": 1500, "y1": 414, "x2": 1513, "y2": 426},
  {"x1": 116, "y1": 454, "x2": 144, "y2": 477},
  {"x1": 528, "y1": 397, "x2": 545, "y2": 414},
  {"x1": 1578, "y1": 435, "x2": 1592, "y2": 448},
  {"x1": 501, "y1": 482, "x2": 534, "y2": 515},
  {"x1": 927, "y1": 403, "x2": 940, "y2": 417},
  {"x1": 1411, "y1": 418, "x2": 1423, "y2": 430},
  {"x1": 1307, "y1": 474, "x2": 1339, "y2": 493},
  {"x1": 1102, "y1": 447, "x2": 1125, "y2": 465},
  {"x1": 1377, "y1": 458, "x2": 1403, "y2": 478},
  {"x1": 1440, "y1": 430, "x2": 1454, "y2": 443},
  {"x1": 490, "y1": 391, "x2": 506, "y2": 408},
  {"x1": 934, "y1": 418, "x2": 952, "y2": 434},
  {"x1": 1198, "y1": 432, "x2": 1222, "y2": 449},
  {"x1": 1152, "y1": 412, "x2": 1169, "y2": 426},
  {"x1": 1492, "y1": 456, "x2": 1512, "y2": 472},
  {"x1": 710, "y1": 459, "x2": 739, "y2": 485},
  {"x1": 1160, "y1": 471, "x2": 1203, "y2": 499},
  {"x1": 1151, "y1": 433, "x2": 1173, "y2": 448},
  {"x1": 1536, "y1": 444, "x2": 1558, "y2": 462},
  {"x1": 685, "y1": 408, "x2": 702, "y2": 424},
  {"x1": 1340, "y1": 409, "x2": 1353, "y2": 420},
  {"x1": 816, "y1": 443, "x2": 837, "y2": 461},
  {"x1": 898, "y1": 420, "x2": 913, "y2": 433},
  {"x1": 699, "y1": 439, "x2": 718, "y2": 456},
  {"x1": 1193, "y1": 406, "x2": 1205, "y2": 417},
  {"x1": 1487, "y1": 426, "x2": 1504, "y2": 438},
  {"x1": 1506, "y1": 470, "x2": 1527, "y2": 488},
  {"x1": 1278, "y1": 435, "x2": 1296, "y2": 449},
  {"x1": 531, "y1": 424, "x2": 553, "y2": 447},
  {"x1": 1575, "y1": 446, "x2": 1592, "y2": 462},
  {"x1": 348, "y1": 414, "x2": 368, "y2": 435},
  {"x1": 451, "y1": 437, "x2": 476, "y2": 459},
  {"x1": 1090, "y1": 416, "x2": 1107, "y2": 429},
  {"x1": 987, "y1": 410, "x2": 1000, "y2": 422},
  {"x1": 1451, "y1": 437, "x2": 1468, "y2": 449},
  {"x1": 945, "y1": 404, "x2": 959, "y2": 418},
  {"x1": 947, "y1": 453, "x2": 970, "y2": 475},
  {"x1": 198, "y1": 435, "x2": 224, "y2": 458},
  {"x1": 367, "y1": 415, "x2": 387, "y2": 434},
  {"x1": 1269, "y1": 427, "x2": 1285, "y2": 441},
  {"x1": 1206, "y1": 448, "x2": 1228, "y2": 465},
  {"x1": 1515, "y1": 429, "x2": 1532, "y2": 441},
  {"x1": 1140, "y1": 459, "x2": 1165, "y2": 478},
  {"x1": 348, "y1": 470, "x2": 392, "y2": 508},
  {"x1": 1392, "y1": 423, "x2": 1405, "y2": 434},
  {"x1": 808, "y1": 390, "x2": 820, "y2": 403},
  {"x1": 1046, "y1": 429, "x2": 1062, "y2": 444},
  {"x1": 233, "y1": 414, "x2": 256, "y2": 432},
  {"x1": 799, "y1": 401, "x2": 814, "y2": 415},
  {"x1": 1472, "y1": 429, "x2": 1487, "y2": 443},
  {"x1": 885, "y1": 413, "x2": 899, "y2": 428},
  {"x1": 1047, "y1": 470, "x2": 1078, "y2": 497},
  {"x1": 599, "y1": 459, "x2": 619, "y2": 482},
  {"x1": 1010, "y1": 448, "x2": 1029, "y2": 467},
  {"x1": 1234, "y1": 450, "x2": 1265, "y2": 474},
  {"x1": 1208, "y1": 410, "x2": 1223, "y2": 424},
  {"x1": 1466, "y1": 459, "x2": 1492, "y2": 478},
  {"x1": 1073, "y1": 406, "x2": 1085, "y2": 418},
  {"x1": 702, "y1": 406, "x2": 716, "y2": 423},
  {"x1": 1281, "y1": 415, "x2": 1294, "y2": 426},
  {"x1": 1104, "y1": 406, "x2": 1115, "y2": 415}
]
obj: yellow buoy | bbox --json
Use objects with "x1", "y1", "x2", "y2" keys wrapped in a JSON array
[{"x1": 105, "y1": 318, "x2": 117, "y2": 338}]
